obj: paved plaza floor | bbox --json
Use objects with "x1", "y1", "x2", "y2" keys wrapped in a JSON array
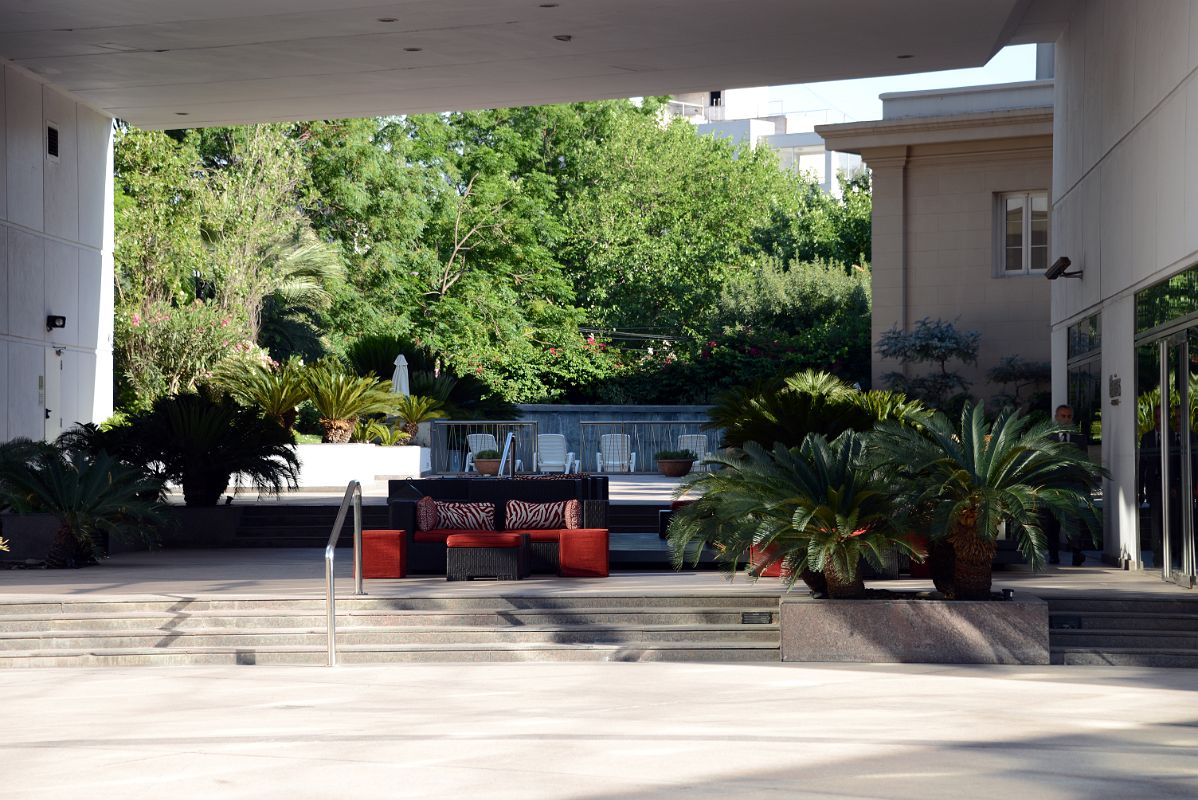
[{"x1": 3, "y1": 660, "x2": 1197, "y2": 800}]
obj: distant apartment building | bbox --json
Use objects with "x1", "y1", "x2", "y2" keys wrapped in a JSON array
[{"x1": 669, "y1": 87, "x2": 862, "y2": 196}]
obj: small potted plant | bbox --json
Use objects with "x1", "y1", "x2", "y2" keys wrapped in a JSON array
[
  {"x1": 655, "y1": 449, "x2": 697, "y2": 478},
  {"x1": 473, "y1": 449, "x2": 503, "y2": 476}
]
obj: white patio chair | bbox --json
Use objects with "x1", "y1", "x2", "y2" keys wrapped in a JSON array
[
  {"x1": 677, "y1": 434, "x2": 710, "y2": 473},
  {"x1": 596, "y1": 433, "x2": 636, "y2": 473},
  {"x1": 535, "y1": 433, "x2": 574, "y2": 473}
]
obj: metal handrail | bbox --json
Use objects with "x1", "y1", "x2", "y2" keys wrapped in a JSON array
[
  {"x1": 325, "y1": 480, "x2": 365, "y2": 667},
  {"x1": 498, "y1": 431, "x2": 516, "y2": 477}
]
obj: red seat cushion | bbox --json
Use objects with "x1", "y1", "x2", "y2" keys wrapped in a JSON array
[
  {"x1": 362, "y1": 529, "x2": 405, "y2": 579},
  {"x1": 446, "y1": 532, "x2": 524, "y2": 548},
  {"x1": 558, "y1": 528, "x2": 608, "y2": 577},
  {"x1": 414, "y1": 528, "x2": 495, "y2": 543},
  {"x1": 507, "y1": 528, "x2": 566, "y2": 543}
]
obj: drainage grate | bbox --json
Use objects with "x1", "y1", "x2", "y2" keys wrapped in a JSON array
[{"x1": 741, "y1": 611, "x2": 772, "y2": 625}]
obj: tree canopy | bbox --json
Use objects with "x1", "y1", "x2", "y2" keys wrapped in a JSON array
[{"x1": 112, "y1": 99, "x2": 872, "y2": 407}]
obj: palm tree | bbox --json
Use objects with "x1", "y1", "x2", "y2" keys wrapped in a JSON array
[
  {"x1": 2, "y1": 450, "x2": 162, "y2": 568},
  {"x1": 708, "y1": 369, "x2": 926, "y2": 449},
  {"x1": 216, "y1": 356, "x2": 308, "y2": 429},
  {"x1": 870, "y1": 404, "x2": 1105, "y2": 600},
  {"x1": 97, "y1": 393, "x2": 300, "y2": 506},
  {"x1": 668, "y1": 432, "x2": 923, "y2": 598},
  {"x1": 392, "y1": 394, "x2": 447, "y2": 440},
  {"x1": 303, "y1": 359, "x2": 398, "y2": 443}
]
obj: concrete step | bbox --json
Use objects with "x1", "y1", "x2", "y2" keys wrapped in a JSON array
[
  {"x1": 1052, "y1": 647, "x2": 1198, "y2": 668},
  {"x1": 0, "y1": 606, "x2": 776, "y2": 633},
  {"x1": 0, "y1": 623, "x2": 779, "y2": 650},
  {"x1": 1049, "y1": 629, "x2": 1198, "y2": 650},
  {"x1": 0, "y1": 594, "x2": 781, "y2": 615},
  {"x1": 0, "y1": 640, "x2": 781, "y2": 668},
  {"x1": 1049, "y1": 611, "x2": 1198, "y2": 631},
  {"x1": 1045, "y1": 598, "x2": 1198, "y2": 615}
]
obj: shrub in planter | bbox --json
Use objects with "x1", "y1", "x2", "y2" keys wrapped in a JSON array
[
  {"x1": 392, "y1": 394, "x2": 447, "y2": 440},
  {"x1": 668, "y1": 432, "x2": 923, "y2": 598},
  {"x1": 870, "y1": 403, "x2": 1104, "y2": 599},
  {"x1": 474, "y1": 449, "x2": 502, "y2": 475},
  {"x1": 654, "y1": 449, "x2": 697, "y2": 477}
]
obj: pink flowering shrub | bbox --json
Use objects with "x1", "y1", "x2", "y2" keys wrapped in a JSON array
[{"x1": 115, "y1": 300, "x2": 252, "y2": 409}]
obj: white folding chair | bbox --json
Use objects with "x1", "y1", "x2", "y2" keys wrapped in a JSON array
[
  {"x1": 535, "y1": 433, "x2": 574, "y2": 473},
  {"x1": 678, "y1": 434, "x2": 710, "y2": 473},
  {"x1": 596, "y1": 433, "x2": 636, "y2": 473}
]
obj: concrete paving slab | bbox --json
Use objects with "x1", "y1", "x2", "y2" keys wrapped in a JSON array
[
  {"x1": 0, "y1": 548, "x2": 1191, "y2": 601},
  {"x1": 2, "y1": 661, "x2": 1196, "y2": 799}
]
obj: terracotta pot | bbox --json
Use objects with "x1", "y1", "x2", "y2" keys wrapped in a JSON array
[
  {"x1": 474, "y1": 458, "x2": 501, "y2": 476},
  {"x1": 656, "y1": 459, "x2": 693, "y2": 478}
]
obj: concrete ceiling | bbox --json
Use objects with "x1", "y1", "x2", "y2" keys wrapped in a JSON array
[{"x1": 0, "y1": 0, "x2": 1045, "y2": 128}]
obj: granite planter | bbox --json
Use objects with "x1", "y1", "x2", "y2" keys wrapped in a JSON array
[{"x1": 780, "y1": 594, "x2": 1049, "y2": 665}]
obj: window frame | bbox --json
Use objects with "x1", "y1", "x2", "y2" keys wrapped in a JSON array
[{"x1": 995, "y1": 190, "x2": 1049, "y2": 277}]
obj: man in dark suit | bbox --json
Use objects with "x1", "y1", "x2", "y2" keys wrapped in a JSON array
[{"x1": 1046, "y1": 404, "x2": 1089, "y2": 565}]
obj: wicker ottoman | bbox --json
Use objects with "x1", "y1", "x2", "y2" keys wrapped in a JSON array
[
  {"x1": 445, "y1": 533, "x2": 528, "y2": 581},
  {"x1": 362, "y1": 529, "x2": 406, "y2": 579}
]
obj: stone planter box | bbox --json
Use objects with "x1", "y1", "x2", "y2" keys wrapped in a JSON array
[
  {"x1": 780, "y1": 595, "x2": 1049, "y2": 665},
  {"x1": 0, "y1": 513, "x2": 59, "y2": 561}
]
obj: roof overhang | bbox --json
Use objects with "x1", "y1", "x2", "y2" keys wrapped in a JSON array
[{"x1": 0, "y1": 0, "x2": 1044, "y2": 128}]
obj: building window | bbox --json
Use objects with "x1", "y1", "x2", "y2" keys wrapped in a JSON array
[{"x1": 997, "y1": 191, "x2": 1048, "y2": 275}]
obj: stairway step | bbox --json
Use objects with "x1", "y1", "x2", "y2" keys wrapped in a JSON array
[
  {"x1": 0, "y1": 623, "x2": 778, "y2": 650},
  {"x1": 1050, "y1": 629, "x2": 1198, "y2": 649},
  {"x1": 1049, "y1": 612, "x2": 1198, "y2": 631},
  {"x1": 0, "y1": 607, "x2": 777, "y2": 633},
  {"x1": 1046, "y1": 598, "x2": 1198, "y2": 615},
  {"x1": 1052, "y1": 646, "x2": 1198, "y2": 668},
  {"x1": 0, "y1": 640, "x2": 780, "y2": 668}
]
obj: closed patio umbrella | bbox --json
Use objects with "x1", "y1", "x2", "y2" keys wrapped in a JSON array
[{"x1": 391, "y1": 355, "x2": 410, "y2": 397}]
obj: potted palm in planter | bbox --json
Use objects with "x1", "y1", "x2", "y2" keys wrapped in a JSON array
[
  {"x1": 870, "y1": 404, "x2": 1104, "y2": 600},
  {"x1": 393, "y1": 394, "x2": 447, "y2": 444},
  {"x1": 215, "y1": 356, "x2": 308, "y2": 430},
  {"x1": 473, "y1": 449, "x2": 503, "y2": 476},
  {"x1": 655, "y1": 449, "x2": 697, "y2": 478},
  {"x1": 668, "y1": 432, "x2": 924, "y2": 598}
]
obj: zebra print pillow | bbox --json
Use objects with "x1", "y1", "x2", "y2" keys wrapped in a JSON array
[
  {"x1": 435, "y1": 501, "x2": 496, "y2": 530},
  {"x1": 506, "y1": 499, "x2": 581, "y2": 530}
]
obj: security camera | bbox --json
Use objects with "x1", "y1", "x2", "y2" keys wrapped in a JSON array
[{"x1": 1045, "y1": 256, "x2": 1081, "y2": 280}]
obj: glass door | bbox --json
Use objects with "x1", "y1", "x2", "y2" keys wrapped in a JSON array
[{"x1": 1136, "y1": 331, "x2": 1198, "y2": 586}]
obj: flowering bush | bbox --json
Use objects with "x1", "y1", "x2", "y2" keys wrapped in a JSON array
[{"x1": 115, "y1": 300, "x2": 253, "y2": 409}]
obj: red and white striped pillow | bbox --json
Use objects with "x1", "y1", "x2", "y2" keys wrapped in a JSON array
[
  {"x1": 505, "y1": 499, "x2": 582, "y2": 530},
  {"x1": 435, "y1": 501, "x2": 496, "y2": 531},
  {"x1": 415, "y1": 496, "x2": 438, "y2": 531}
]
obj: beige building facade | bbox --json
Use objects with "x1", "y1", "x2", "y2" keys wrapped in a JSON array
[{"x1": 819, "y1": 81, "x2": 1054, "y2": 403}]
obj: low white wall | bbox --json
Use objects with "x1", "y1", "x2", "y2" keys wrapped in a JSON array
[{"x1": 294, "y1": 444, "x2": 429, "y2": 488}]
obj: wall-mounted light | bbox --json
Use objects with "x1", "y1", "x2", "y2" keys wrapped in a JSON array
[
  {"x1": 46, "y1": 314, "x2": 67, "y2": 331},
  {"x1": 1045, "y1": 256, "x2": 1082, "y2": 280}
]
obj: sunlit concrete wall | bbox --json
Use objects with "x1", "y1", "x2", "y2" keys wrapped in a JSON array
[
  {"x1": 1050, "y1": 0, "x2": 1198, "y2": 566},
  {"x1": 1, "y1": 63, "x2": 113, "y2": 442}
]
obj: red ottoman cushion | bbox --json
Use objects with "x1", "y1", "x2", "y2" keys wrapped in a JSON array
[
  {"x1": 507, "y1": 529, "x2": 565, "y2": 543},
  {"x1": 749, "y1": 543, "x2": 791, "y2": 578},
  {"x1": 362, "y1": 529, "x2": 405, "y2": 579},
  {"x1": 446, "y1": 533, "x2": 524, "y2": 548},
  {"x1": 558, "y1": 528, "x2": 608, "y2": 577}
]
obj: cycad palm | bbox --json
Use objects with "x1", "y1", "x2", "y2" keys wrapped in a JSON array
[
  {"x1": 393, "y1": 394, "x2": 448, "y2": 439},
  {"x1": 870, "y1": 403, "x2": 1104, "y2": 599},
  {"x1": 669, "y1": 432, "x2": 922, "y2": 598},
  {"x1": 216, "y1": 356, "x2": 308, "y2": 429},
  {"x1": 2, "y1": 450, "x2": 162, "y2": 568},
  {"x1": 303, "y1": 360, "x2": 397, "y2": 443}
]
